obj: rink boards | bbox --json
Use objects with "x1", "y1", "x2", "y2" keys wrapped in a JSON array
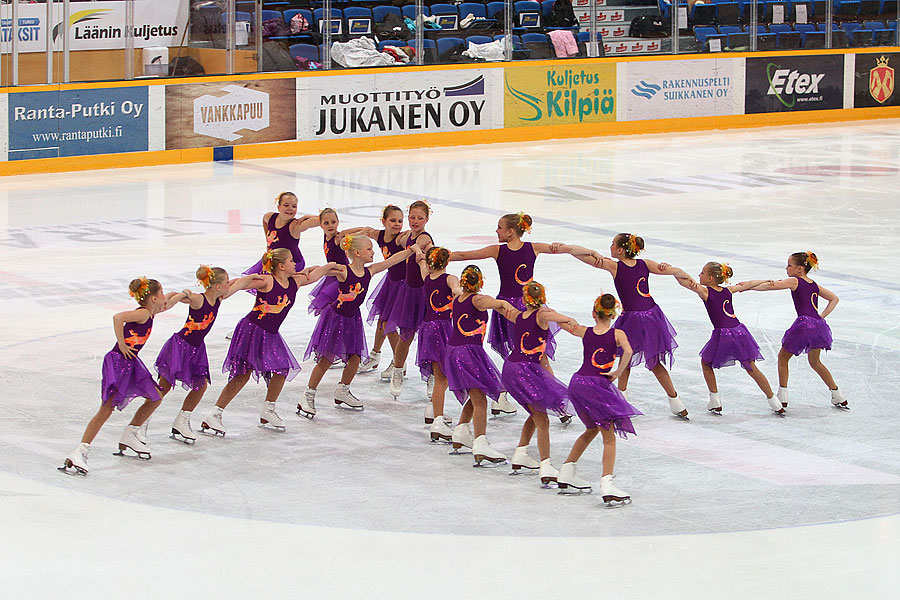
[{"x1": 1, "y1": 48, "x2": 899, "y2": 175}]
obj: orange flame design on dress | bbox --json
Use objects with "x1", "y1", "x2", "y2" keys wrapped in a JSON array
[
  {"x1": 253, "y1": 295, "x2": 291, "y2": 318},
  {"x1": 811, "y1": 292, "x2": 819, "y2": 309},
  {"x1": 458, "y1": 317, "x2": 487, "y2": 339},
  {"x1": 336, "y1": 283, "x2": 364, "y2": 309},
  {"x1": 591, "y1": 348, "x2": 615, "y2": 371},
  {"x1": 430, "y1": 290, "x2": 451, "y2": 313},
  {"x1": 636, "y1": 277, "x2": 652, "y2": 298},
  {"x1": 382, "y1": 246, "x2": 391, "y2": 260},
  {"x1": 514, "y1": 264, "x2": 531, "y2": 286},
  {"x1": 520, "y1": 332, "x2": 546, "y2": 356},
  {"x1": 266, "y1": 229, "x2": 279, "y2": 247},
  {"x1": 123, "y1": 328, "x2": 151, "y2": 349},
  {"x1": 182, "y1": 313, "x2": 215, "y2": 334},
  {"x1": 722, "y1": 299, "x2": 737, "y2": 319}
]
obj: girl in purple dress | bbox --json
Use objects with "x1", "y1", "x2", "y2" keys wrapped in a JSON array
[
  {"x1": 751, "y1": 252, "x2": 846, "y2": 409},
  {"x1": 243, "y1": 191, "x2": 319, "y2": 278},
  {"x1": 449, "y1": 213, "x2": 583, "y2": 418},
  {"x1": 555, "y1": 294, "x2": 641, "y2": 505},
  {"x1": 444, "y1": 265, "x2": 515, "y2": 466},
  {"x1": 359, "y1": 205, "x2": 406, "y2": 374},
  {"x1": 298, "y1": 235, "x2": 418, "y2": 418},
  {"x1": 155, "y1": 266, "x2": 265, "y2": 444},
  {"x1": 380, "y1": 200, "x2": 434, "y2": 398},
  {"x1": 553, "y1": 234, "x2": 689, "y2": 419},
  {"x1": 61, "y1": 278, "x2": 185, "y2": 475},
  {"x1": 202, "y1": 250, "x2": 336, "y2": 436},
  {"x1": 307, "y1": 208, "x2": 366, "y2": 316},
  {"x1": 673, "y1": 263, "x2": 784, "y2": 415},
  {"x1": 415, "y1": 247, "x2": 462, "y2": 441},
  {"x1": 499, "y1": 282, "x2": 574, "y2": 487}
]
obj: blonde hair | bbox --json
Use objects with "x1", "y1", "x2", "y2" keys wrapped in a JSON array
[
  {"x1": 196, "y1": 265, "x2": 228, "y2": 289},
  {"x1": 704, "y1": 262, "x2": 733, "y2": 284},
  {"x1": 129, "y1": 277, "x2": 161, "y2": 305},
  {"x1": 262, "y1": 248, "x2": 291, "y2": 274}
]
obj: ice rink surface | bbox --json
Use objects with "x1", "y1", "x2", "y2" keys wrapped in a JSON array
[{"x1": 2, "y1": 121, "x2": 899, "y2": 598}]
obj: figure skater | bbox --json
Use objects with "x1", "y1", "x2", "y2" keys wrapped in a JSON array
[
  {"x1": 415, "y1": 247, "x2": 462, "y2": 440},
  {"x1": 60, "y1": 278, "x2": 185, "y2": 475},
  {"x1": 444, "y1": 265, "x2": 514, "y2": 466},
  {"x1": 552, "y1": 234, "x2": 688, "y2": 419},
  {"x1": 555, "y1": 293, "x2": 641, "y2": 505},
  {"x1": 751, "y1": 252, "x2": 846, "y2": 409},
  {"x1": 156, "y1": 266, "x2": 266, "y2": 445},
  {"x1": 298, "y1": 235, "x2": 419, "y2": 417},
  {"x1": 243, "y1": 191, "x2": 319, "y2": 278},
  {"x1": 379, "y1": 200, "x2": 434, "y2": 398},
  {"x1": 673, "y1": 262, "x2": 783, "y2": 415},
  {"x1": 500, "y1": 282, "x2": 574, "y2": 487},
  {"x1": 449, "y1": 213, "x2": 583, "y2": 418},
  {"x1": 307, "y1": 208, "x2": 365, "y2": 316},
  {"x1": 359, "y1": 205, "x2": 406, "y2": 374},
  {"x1": 201, "y1": 250, "x2": 335, "y2": 435}
]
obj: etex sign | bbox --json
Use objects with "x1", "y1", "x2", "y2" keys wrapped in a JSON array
[{"x1": 746, "y1": 56, "x2": 843, "y2": 113}]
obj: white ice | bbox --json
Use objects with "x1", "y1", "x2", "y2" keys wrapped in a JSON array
[{"x1": 1, "y1": 121, "x2": 899, "y2": 598}]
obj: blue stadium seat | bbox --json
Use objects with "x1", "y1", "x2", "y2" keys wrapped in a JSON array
[
  {"x1": 459, "y1": 3, "x2": 488, "y2": 19},
  {"x1": 289, "y1": 43, "x2": 319, "y2": 62},
  {"x1": 373, "y1": 5, "x2": 402, "y2": 23}
]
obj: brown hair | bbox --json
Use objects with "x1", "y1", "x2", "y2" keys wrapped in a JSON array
[
  {"x1": 426, "y1": 247, "x2": 451, "y2": 271},
  {"x1": 382, "y1": 204, "x2": 403, "y2": 220},
  {"x1": 128, "y1": 277, "x2": 161, "y2": 306},
  {"x1": 790, "y1": 251, "x2": 818, "y2": 273},
  {"x1": 522, "y1": 281, "x2": 546, "y2": 308},
  {"x1": 592, "y1": 293, "x2": 619, "y2": 320},
  {"x1": 614, "y1": 233, "x2": 645, "y2": 258},
  {"x1": 408, "y1": 200, "x2": 431, "y2": 218},
  {"x1": 276, "y1": 191, "x2": 297, "y2": 205},
  {"x1": 460, "y1": 265, "x2": 484, "y2": 293},
  {"x1": 704, "y1": 262, "x2": 733, "y2": 285},
  {"x1": 501, "y1": 212, "x2": 533, "y2": 237},
  {"x1": 319, "y1": 207, "x2": 338, "y2": 221}
]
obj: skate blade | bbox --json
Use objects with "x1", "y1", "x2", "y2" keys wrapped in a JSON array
[
  {"x1": 334, "y1": 400, "x2": 364, "y2": 411},
  {"x1": 170, "y1": 432, "x2": 196, "y2": 445},
  {"x1": 832, "y1": 403, "x2": 850, "y2": 411},
  {"x1": 114, "y1": 445, "x2": 151, "y2": 460},
  {"x1": 557, "y1": 485, "x2": 591, "y2": 495},
  {"x1": 473, "y1": 456, "x2": 508, "y2": 467},
  {"x1": 540, "y1": 478, "x2": 559, "y2": 489},
  {"x1": 603, "y1": 496, "x2": 632, "y2": 507},
  {"x1": 773, "y1": 409, "x2": 786, "y2": 417},
  {"x1": 258, "y1": 420, "x2": 286, "y2": 431},
  {"x1": 707, "y1": 408, "x2": 722, "y2": 415},
  {"x1": 199, "y1": 425, "x2": 226, "y2": 437},
  {"x1": 58, "y1": 459, "x2": 87, "y2": 476},
  {"x1": 430, "y1": 433, "x2": 451, "y2": 443},
  {"x1": 296, "y1": 408, "x2": 316, "y2": 420},
  {"x1": 449, "y1": 446, "x2": 472, "y2": 455},
  {"x1": 509, "y1": 466, "x2": 538, "y2": 475},
  {"x1": 672, "y1": 412, "x2": 690, "y2": 421}
]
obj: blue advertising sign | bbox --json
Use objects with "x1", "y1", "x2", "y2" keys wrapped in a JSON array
[{"x1": 7, "y1": 87, "x2": 149, "y2": 160}]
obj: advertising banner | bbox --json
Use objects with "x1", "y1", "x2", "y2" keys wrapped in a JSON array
[
  {"x1": 603, "y1": 39, "x2": 663, "y2": 55},
  {"x1": 6, "y1": 87, "x2": 149, "y2": 160},
  {"x1": 166, "y1": 79, "x2": 297, "y2": 149},
  {"x1": 0, "y1": 0, "x2": 187, "y2": 53},
  {"x1": 504, "y1": 64, "x2": 616, "y2": 128},
  {"x1": 300, "y1": 70, "x2": 501, "y2": 140},
  {"x1": 623, "y1": 59, "x2": 739, "y2": 121},
  {"x1": 746, "y1": 55, "x2": 843, "y2": 113},
  {"x1": 854, "y1": 53, "x2": 899, "y2": 108}
]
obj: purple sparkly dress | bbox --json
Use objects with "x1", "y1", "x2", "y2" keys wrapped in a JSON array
[
  {"x1": 244, "y1": 213, "x2": 306, "y2": 278},
  {"x1": 416, "y1": 272, "x2": 454, "y2": 381},
  {"x1": 781, "y1": 278, "x2": 833, "y2": 355},
  {"x1": 305, "y1": 266, "x2": 371, "y2": 364},
  {"x1": 612, "y1": 259, "x2": 678, "y2": 370},
  {"x1": 101, "y1": 312, "x2": 161, "y2": 410},
  {"x1": 156, "y1": 295, "x2": 221, "y2": 391},
  {"x1": 499, "y1": 310, "x2": 569, "y2": 416},
  {"x1": 568, "y1": 327, "x2": 642, "y2": 438},
  {"x1": 308, "y1": 233, "x2": 349, "y2": 315},
  {"x1": 380, "y1": 231, "x2": 432, "y2": 341},
  {"x1": 489, "y1": 242, "x2": 557, "y2": 360},
  {"x1": 224, "y1": 277, "x2": 301, "y2": 383},
  {"x1": 443, "y1": 294, "x2": 504, "y2": 405},
  {"x1": 699, "y1": 287, "x2": 764, "y2": 370},
  {"x1": 366, "y1": 230, "x2": 406, "y2": 325}
]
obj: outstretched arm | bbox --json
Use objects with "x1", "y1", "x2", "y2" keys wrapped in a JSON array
[
  {"x1": 370, "y1": 247, "x2": 415, "y2": 276},
  {"x1": 180, "y1": 289, "x2": 205, "y2": 309},
  {"x1": 559, "y1": 320, "x2": 588, "y2": 337},
  {"x1": 727, "y1": 279, "x2": 775, "y2": 294},
  {"x1": 291, "y1": 214, "x2": 320, "y2": 235},
  {"x1": 550, "y1": 242, "x2": 611, "y2": 271},
  {"x1": 473, "y1": 295, "x2": 514, "y2": 316},
  {"x1": 222, "y1": 274, "x2": 267, "y2": 299},
  {"x1": 449, "y1": 245, "x2": 499, "y2": 262},
  {"x1": 748, "y1": 277, "x2": 798, "y2": 292},
  {"x1": 294, "y1": 263, "x2": 340, "y2": 287},
  {"x1": 162, "y1": 291, "x2": 188, "y2": 312},
  {"x1": 536, "y1": 306, "x2": 579, "y2": 330},
  {"x1": 671, "y1": 269, "x2": 708, "y2": 301},
  {"x1": 817, "y1": 284, "x2": 839, "y2": 319}
]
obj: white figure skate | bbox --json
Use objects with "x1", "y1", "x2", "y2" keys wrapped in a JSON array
[
  {"x1": 297, "y1": 387, "x2": 317, "y2": 419},
  {"x1": 200, "y1": 406, "x2": 227, "y2": 436},
  {"x1": 334, "y1": 384, "x2": 364, "y2": 410},
  {"x1": 450, "y1": 423, "x2": 474, "y2": 454},
  {"x1": 539, "y1": 458, "x2": 559, "y2": 487},
  {"x1": 59, "y1": 442, "x2": 91, "y2": 476},
  {"x1": 600, "y1": 474, "x2": 631, "y2": 506},
  {"x1": 490, "y1": 392, "x2": 517, "y2": 416},
  {"x1": 115, "y1": 425, "x2": 151, "y2": 460},
  {"x1": 357, "y1": 350, "x2": 380, "y2": 373},
  {"x1": 668, "y1": 394, "x2": 689, "y2": 419},
  {"x1": 557, "y1": 462, "x2": 592, "y2": 494},
  {"x1": 429, "y1": 417, "x2": 453, "y2": 443},
  {"x1": 389, "y1": 366, "x2": 404, "y2": 398},
  {"x1": 767, "y1": 394, "x2": 786, "y2": 415},
  {"x1": 707, "y1": 392, "x2": 722, "y2": 414},
  {"x1": 510, "y1": 446, "x2": 539, "y2": 474},
  {"x1": 171, "y1": 411, "x2": 196, "y2": 444},
  {"x1": 259, "y1": 401, "x2": 286, "y2": 430},
  {"x1": 472, "y1": 435, "x2": 507, "y2": 467},
  {"x1": 831, "y1": 388, "x2": 849, "y2": 410},
  {"x1": 777, "y1": 386, "x2": 789, "y2": 408}
]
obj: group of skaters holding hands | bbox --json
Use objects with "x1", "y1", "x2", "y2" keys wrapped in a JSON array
[{"x1": 61, "y1": 192, "x2": 848, "y2": 506}]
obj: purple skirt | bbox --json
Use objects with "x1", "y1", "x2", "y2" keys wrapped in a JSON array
[
  {"x1": 501, "y1": 360, "x2": 569, "y2": 416},
  {"x1": 568, "y1": 373, "x2": 642, "y2": 439},
  {"x1": 416, "y1": 319, "x2": 452, "y2": 381},
  {"x1": 155, "y1": 334, "x2": 210, "y2": 391},
  {"x1": 307, "y1": 276, "x2": 339, "y2": 316},
  {"x1": 488, "y1": 295, "x2": 558, "y2": 360},
  {"x1": 101, "y1": 349, "x2": 161, "y2": 410},
  {"x1": 443, "y1": 344, "x2": 504, "y2": 405},
  {"x1": 366, "y1": 275, "x2": 404, "y2": 325},
  {"x1": 223, "y1": 317, "x2": 301, "y2": 383},
  {"x1": 614, "y1": 305, "x2": 678, "y2": 370},
  {"x1": 304, "y1": 306, "x2": 368, "y2": 364},
  {"x1": 700, "y1": 324, "x2": 764, "y2": 371},
  {"x1": 381, "y1": 282, "x2": 426, "y2": 341},
  {"x1": 782, "y1": 316, "x2": 833, "y2": 356}
]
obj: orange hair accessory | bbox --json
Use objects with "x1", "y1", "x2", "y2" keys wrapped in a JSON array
[
  {"x1": 425, "y1": 247, "x2": 442, "y2": 270},
  {"x1": 626, "y1": 235, "x2": 642, "y2": 256},
  {"x1": 516, "y1": 212, "x2": 532, "y2": 235},
  {"x1": 129, "y1": 277, "x2": 151, "y2": 302},
  {"x1": 460, "y1": 265, "x2": 484, "y2": 293},
  {"x1": 522, "y1": 281, "x2": 546, "y2": 308},
  {"x1": 806, "y1": 252, "x2": 819, "y2": 271},
  {"x1": 198, "y1": 265, "x2": 215, "y2": 289},
  {"x1": 261, "y1": 250, "x2": 276, "y2": 274},
  {"x1": 593, "y1": 296, "x2": 621, "y2": 319},
  {"x1": 341, "y1": 234, "x2": 355, "y2": 252},
  {"x1": 720, "y1": 263, "x2": 733, "y2": 283}
]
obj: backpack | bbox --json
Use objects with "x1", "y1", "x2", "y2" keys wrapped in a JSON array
[
  {"x1": 290, "y1": 13, "x2": 310, "y2": 34},
  {"x1": 262, "y1": 18, "x2": 291, "y2": 39},
  {"x1": 168, "y1": 56, "x2": 205, "y2": 76},
  {"x1": 629, "y1": 15, "x2": 667, "y2": 38},
  {"x1": 375, "y1": 12, "x2": 411, "y2": 40},
  {"x1": 547, "y1": 0, "x2": 578, "y2": 27}
]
